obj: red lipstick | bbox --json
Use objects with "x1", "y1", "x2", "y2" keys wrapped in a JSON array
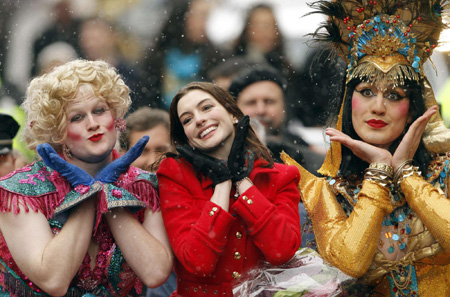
[
  {"x1": 367, "y1": 119, "x2": 387, "y2": 128},
  {"x1": 89, "y1": 134, "x2": 103, "y2": 142}
]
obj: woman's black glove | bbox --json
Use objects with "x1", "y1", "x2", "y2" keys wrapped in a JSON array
[
  {"x1": 176, "y1": 145, "x2": 231, "y2": 185},
  {"x1": 228, "y1": 115, "x2": 251, "y2": 182}
]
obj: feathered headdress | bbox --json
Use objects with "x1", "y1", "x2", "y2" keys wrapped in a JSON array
[{"x1": 307, "y1": 0, "x2": 450, "y2": 176}]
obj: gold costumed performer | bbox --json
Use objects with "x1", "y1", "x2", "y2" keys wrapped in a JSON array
[{"x1": 281, "y1": 0, "x2": 450, "y2": 296}]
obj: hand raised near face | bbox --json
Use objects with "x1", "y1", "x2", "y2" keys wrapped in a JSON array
[
  {"x1": 176, "y1": 145, "x2": 231, "y2": 185},
  {"x1": 392, "y1": 105, "x2": 437, "y2": 170},
  {"x1": 325, "y1": 128, "x2": 392, "y2": 165},
  {"x1": 37, "y1": 143, "x2": 95, "y2": 187},
  {"x1": 95, "y1": 136, "x2": 149, "y2": 183},
  {"x1": 228, "y1": 115, "x2": 251, "y2": 182}
]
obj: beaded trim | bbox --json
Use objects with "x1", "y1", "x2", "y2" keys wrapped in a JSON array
[{"x1": 54, "y1": 182, "x2": 102, "y2": 214}]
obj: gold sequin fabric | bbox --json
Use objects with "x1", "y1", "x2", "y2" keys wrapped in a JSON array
[{"x1": 281, "y1": 152, "x2": 450, "y2": 296}]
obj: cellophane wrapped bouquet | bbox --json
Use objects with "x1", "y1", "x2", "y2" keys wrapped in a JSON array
[{"x1": 232, "y1": 248, "x2": 360, "y2": 297}]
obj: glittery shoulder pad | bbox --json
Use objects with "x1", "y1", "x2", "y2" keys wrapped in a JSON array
[
  {"x1": 0, "y1": 161, "x2": 56, "y2": 196},
  {"x1": 0, "y1": 161, "x2": 63, "y2": 216},
  {"x1": 118, "y1": 166, "x2": 160, "y2": 212},
  {"x1": 135, "y1": 168, "x2": 158, "y2": 188}
]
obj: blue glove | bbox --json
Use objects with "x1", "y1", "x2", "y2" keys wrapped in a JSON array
[
  {"x1": 37, "y1": 143, "x2": 95, "y2": 187},
  {"x1": 95, "y1": 136, "x2": 149, "y2": 183}
]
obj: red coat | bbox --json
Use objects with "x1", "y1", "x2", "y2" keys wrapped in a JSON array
[{"x1": 157, "y1": 157, "x2": 301, "y2": 297}]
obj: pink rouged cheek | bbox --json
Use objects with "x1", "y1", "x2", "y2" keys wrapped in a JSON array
[
  {"x1": 395, "y1": 101, "x2": 410, "y2": 117},
  {"x1": 66, "y1": 128, "x2": 82, "y2": 142},
  {"x1": 351, "y1": 95, "x2": 363, "y2": 112},
  {"x1": 106, "y1": 115, "x2": 115, "y2": 131}
]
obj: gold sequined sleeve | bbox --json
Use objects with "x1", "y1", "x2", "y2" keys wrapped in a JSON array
[
  {"x1": 281, "y1": 152, "x2": 394, "y2": 278},
  {"x1": 401, "y1": 174, "x2": 450, "y2": 251}
]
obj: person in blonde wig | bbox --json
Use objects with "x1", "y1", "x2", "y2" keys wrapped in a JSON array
[
  {"x1": 282, "y1": 0, "x2": 450, "y2": 296},
  {"x1": 0, "y1": 59, "x2": 173, "y2": 296}
]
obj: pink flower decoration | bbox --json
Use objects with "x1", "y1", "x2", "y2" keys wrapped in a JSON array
[
  {"x1": 112, "y1": 189, "x2": 123, "y2": 198},
  {"x1": 74, "y1": 184, "x2": 90, "y2": 195}
]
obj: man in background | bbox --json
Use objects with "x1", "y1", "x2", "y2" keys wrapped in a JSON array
[
  {"x1": 120, "y1": 106, "x2": 177, "y2": 296},
  {"x1": 120, "y1": 107, "x2": 173, "y2": 172},
  {"x1": 229, "y1": 65, "x2": 324, "y2": 174}
]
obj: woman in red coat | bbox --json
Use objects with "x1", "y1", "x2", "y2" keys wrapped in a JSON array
[{"x1": 156, "y1": 81, "x2": 301, "y2": 297}]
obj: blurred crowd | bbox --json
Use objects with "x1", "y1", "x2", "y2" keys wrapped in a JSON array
[
  {"x1": 2, "y1": 1, "x2": 450, "y2": 296},
  {"x1": 0, "y1": 0, "x2": 345, "y2": 167},
  {"x1": 1, "y1": 0, "x2": 450, "y2": 171}
]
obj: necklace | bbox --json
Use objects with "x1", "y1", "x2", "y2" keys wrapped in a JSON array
[{"x1": 380, "y1": 205, "x2": 412, "y2": 253}]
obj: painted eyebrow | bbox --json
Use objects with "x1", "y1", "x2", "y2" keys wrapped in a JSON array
[
  {"x1": 178, "y1": 98, "x2": 212, "y2": 119},
  {"x1": 66, "y1": 99, "x2": 106, "y2": 114}
]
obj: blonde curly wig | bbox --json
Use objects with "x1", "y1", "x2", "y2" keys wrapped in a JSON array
[{"x1": 21, "y1": 59, "x2": 131, "y2": 151}]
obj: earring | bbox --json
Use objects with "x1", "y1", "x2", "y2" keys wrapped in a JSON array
[
  {"x1": 115, "y1": 118, "x2": 127, "y2": 132},
  {"x1": 63, "y1": 144, "x2": 73, "y2": 159},
  {"x1": 234, "y1": 119, "x2": 239, "y2": 124}
]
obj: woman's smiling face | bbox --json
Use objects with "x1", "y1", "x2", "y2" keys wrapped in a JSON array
[
  {"x1": 177, "y1": 89, "x2": 236, "y2": 160},
  {"x1": 351, "y1": 82, "x2": 412, "y2": 149}
]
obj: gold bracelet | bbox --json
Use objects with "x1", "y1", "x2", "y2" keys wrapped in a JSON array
[
  {"x1": 364, "y1": 168, "x2": 393, "y2": 187},
  {"x1": 234, "y1": 177, "x2": 253, "y2": 197},
  {"x1": 393, "y1": 160, "x2": 413, "y2": 177},
  {"x1": 369, "y1": 162, "x2": 394, "y2": 177},
  {"x1": 394, "y1": 160, "x2": 421, "y2": 189}
]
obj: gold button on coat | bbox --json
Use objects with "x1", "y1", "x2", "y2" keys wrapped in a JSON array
[
  {"x1": 235, "y1": 231, "x2": 242, "y2": 239},
  {"x1": 232, "y1": 271, "x2": 241, "y2": 279},
  {"x1": 234, "y1": 252, "x2": 241, "y2": 260}
]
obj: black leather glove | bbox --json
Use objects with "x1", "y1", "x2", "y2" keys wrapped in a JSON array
[
  {"x1": 228, "y1": 115, "x2": 251, "y2": 182},
  {"x1": 176, "y1": 145, "x2": 231, "y2": 185}
]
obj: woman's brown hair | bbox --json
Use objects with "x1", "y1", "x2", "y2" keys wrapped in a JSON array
[{"x1": 169, "y1": 81, "x2": 274, "y2": 167}]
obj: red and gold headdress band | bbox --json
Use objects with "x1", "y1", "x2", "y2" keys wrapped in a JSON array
[{"x1": 307, "y1": 0, "x2": 450, "y2": 176}]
